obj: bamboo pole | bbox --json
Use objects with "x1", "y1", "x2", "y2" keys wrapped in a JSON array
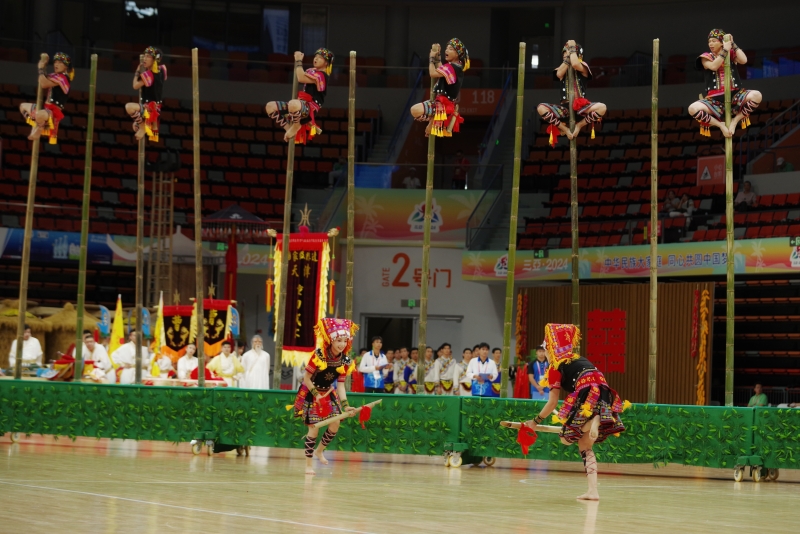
[
  {"x1": 567, "y1": 57, "x2": 580, "y2": 329},
  {"x1": 191, "y1": 49, "x2": 206, "y2": 387},
  {"x1": 417, "y1": 76, "x2": 437, "y2": 387},
  {"x1": 14, "y1": 53, "x2": 48, "y2": 380},
  {"x1": 500, "y1": 43, "x2": 526, "y2": 398},
  {"x1": 723, "y1": 35, "x2": 735, "y2": 407},
  {"x1": 648, "y1": 39, "x2": 659, "y2": 404},
  {"x1": 134, "y1": 54, "x2": 145, "y2": 384},
  {"x1": 345, "y1": 51, "x2": 356, "y2": 322},
  {"x1": 74, "y1": 54, "x2": 98, "y2": 379},
  {"x1": 272, "y1": 68, "x2": 300, "y2": 389}
]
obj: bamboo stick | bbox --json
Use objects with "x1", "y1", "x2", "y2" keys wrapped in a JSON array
[
  {"x1": 191, "y1": 49, "x2": 206, "y2": 387},
  {"x1": 500, "y1": 43, "x2": 526, "y2": 399},
  {"x1": 346, "y1": 51, "x2": 356, "y2": 322},
  {"x1": 417, "y1": 76, "x2": 437, "y2": 387},
  {"x1": 14, "y1": 53, "x2": 48, "y2": 380},
  {"x1": 723, "y1": 35, "x2": 735, "y2": 407},
  {"x1": 567, "y1": 58, "x2": 580, "y2": 329},
  {"x1": 134, "y1": 54, "x2": 145, "y2": 384},
  {"x1": 648, "y1": 39, "x2": 659, "y2": 404},
  {"x1": 273, "y1": 69, "x2": 300, "y2": 389},
  {"x1": 74, "y1": 54, "x2": 98, "y2": 379}
]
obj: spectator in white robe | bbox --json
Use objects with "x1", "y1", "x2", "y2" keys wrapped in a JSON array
[
  {"x1": 71, "y1": 330, "x2": 115, "y2": 383},
  {"x1": 240, "y1": 335, "x2": 271, "y2": 390},
  {"x1": 8, "y1": 324, "x2": 44, "y2": 368},
  {"x1": 111, "y1": 329, "x2": 148, "y2": 385},
  {"x1": 176, "y1": 343, "x2": 198, "y2": 380}
]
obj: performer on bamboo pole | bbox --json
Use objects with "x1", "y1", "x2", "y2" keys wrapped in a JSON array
[
  {"x1": 125, "y1": 47, "x2": 167, "y2": 142},
  {"x1": 524, "y1": 324, "x2": 628, "y2": 501},
  {"x1": 266, "y1": 48, "x2": 333, "y2": 144},
  {"x1": 537, "y1": 41, "x2": 606, "y2": 147},
  {"x1": 291, "y1": 317, "x2": 357, "y2": 475},
  {"x1": 20, "y1": 52, "x2": 74, "y2": 143},
  {"x1": 688, "y1": 29, "x2": 762, "y2": 138},
  {"x1": 410, "y1": 38, "x2": 469, "y2": 137}
]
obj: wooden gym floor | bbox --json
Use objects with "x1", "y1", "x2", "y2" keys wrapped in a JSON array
[{"x1": 1, "y1": 435, "x2": 795, "y2": 533}]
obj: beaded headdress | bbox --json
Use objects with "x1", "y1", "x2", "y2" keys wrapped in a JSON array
[
  {"x1": 708, "y1": 29, "x2": 726, "y2": 42},
  {"x1": 544, "y1": 323, "x2": 581, "y2": 370},
  {"x1": 562, "y1": 42, "x2": 584, "y2": 61},
  {"x1": 315, "y1": 48, "x2": 334, "y2": 75},
  {"x1": 447, "y1": 38, "x2": 470, "y2": 71},
  {"x1": 53, "y1": 52, "x2": 75, "y2": 81},
  {"x1": 314, "y1": 317, "x2": 358, "y2": 355}
]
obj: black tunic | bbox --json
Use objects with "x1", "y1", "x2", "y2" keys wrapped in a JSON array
[
  {"x1": 557, "y1": 357, "x2": 596, "y2": 393},
  {"x1": 695, "y1": 53, "x2": 744, "y2": 97},
  {"x1": 302, "y1": 70, "x2": 328, "y2": 107},
  {"x1": 553, "y1": 62, "x2": 592, "y2": 104},
  {"x1": 433, "y1": 63, "x2": 464, "y2": 101},
  {"x1": 141, "y1": 69, "x2": 166, "y2": 104}
]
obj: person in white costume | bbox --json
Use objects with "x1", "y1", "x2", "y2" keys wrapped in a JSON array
[
  {"x1": 111, "y1": 329, "x2": 146, "y2": 385},
  {"x1": 206, "y1": 339, "x2": 245, "y2": 386},
  {"x1": 358, "y1": 336, "x2": 390, "y2": 393},
  {"x1": 71, "y1": 330, "x2": 114, "y2": 383},
  {"x1": 393, "y1": 346, "x2": 409, "y2": 394},
  {"x1": 241, "y1": 335, "x2": 271, "y2": 390},
  {"x1": 455, "y1": 347, "x2": 473, "y2": 396},
  {"x1": 8, "y1": 324, "x2": 44, "y2": 368},
  {"x1": 421, "y1": 346, "x2": 439, "y2": 395},
  {"x1": 434, "y1": 342, "x2": 456, "y2": 395},
  {"x1": 176, "y1": 343, "x2": 198, "y2": 380}
]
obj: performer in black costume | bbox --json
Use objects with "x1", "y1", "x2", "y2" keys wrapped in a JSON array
[
  {"x1": 20, "y1": 52, "x2": 74, "y2": 143},
  {"x1": 126, "y1": 46, "x2": 167, "y2": 142},
  {"x1": 410, "y1": 38, "x2": 469, "y2": 137}
]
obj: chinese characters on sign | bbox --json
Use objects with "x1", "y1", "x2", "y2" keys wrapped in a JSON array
[
  {"x1": 586, "y1": 309, "x2": 626, "y2": 374},
  {"x1": 381, "y1": 253, "x2": 452, "y2": 288}
]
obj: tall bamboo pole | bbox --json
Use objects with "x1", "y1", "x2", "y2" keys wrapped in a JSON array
[
  {"x1": 500, "y1": 43, "x2": 526, "y2": 398},
  {"x1": 134, "y1": 54, "x2": 145, "y2": 384},
  {"x1": 74, "y1": 54, "x2": 98, "y2": 379},
  {"x1": 345, "y1": 51, "x2": 356, "y2": 322},
  {"x1": 417, "y1": 76, "x2": 437, "y2": 387},
  {"x1": 723, "y1": 35, "x2": 735, "y2": 407},
  {"x1": 648, "y1": 39, "x2": 660, "y2": 404},
  {"x1": 13, "y1": 53, "x2": 48, "y2": 380},
  {"x1": 567, "y1": 58, "x2": 580, "y2": 328},
  {"x1": 272, "y1": 69, "x2": 300, "y2": 389},
  {"x1": 191, "y1": 49, "x2": 206, "y2": 387}
]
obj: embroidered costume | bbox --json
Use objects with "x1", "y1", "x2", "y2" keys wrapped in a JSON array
[
  {"x1": 403, "y1": 359, "x2": 418, "y2": 394},
  {"x1": 539, "y1": 43, "x2": 602, "y2": 147},
  {"x1": 436, "y1": 355, "x2": 456, "y2": 395},
  {"x1": 691, "y1": 29, "x2": 758, "y2": 136},
  {"x1": 539, "y1": 324, "x2": 627, "y2": 444},
  {"x1": 268, "y1": 48, "x2": 331, "y2": 145},
  {"x1": 25, "y1": 52, "x2": 73, "y2": 144},
  {"x1": 133, "y1": 46, "x2": 167, "y2": 142},
  {"x1": 417, "y1": 38, "x2": 468, "y2": 137}
]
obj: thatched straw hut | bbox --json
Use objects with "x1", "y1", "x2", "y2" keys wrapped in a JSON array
[
  {"x1": 42, "y1": 303, "x2": 100, "y2": 363},
  {"x1": 0, "y1": 300, "x2": 51, "y2": 368}
]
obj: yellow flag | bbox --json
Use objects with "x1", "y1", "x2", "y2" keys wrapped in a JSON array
[
  {"x1": 150, "y1": 292, "x2": 166, "y2": 377},
  {"x1": 107, "y1": 294, "x2": 124, "y2": 369}
]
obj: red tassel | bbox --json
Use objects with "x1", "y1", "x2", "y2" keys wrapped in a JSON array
[
  {"x1": 359, "y1": 404, "x2": 373, "y2": 429},
  {"x1": 316, "y1": 395, "x2": 332, "y2": 419},
  {"x1": 573, "y1": 97, "x2": 591, "y2": 111},
  {"x1": 517, "y1": 424, "x2": 537, "y2": 455},
  {"x1": 546, "y1": 124, "x2": 559, "y2": 148}
]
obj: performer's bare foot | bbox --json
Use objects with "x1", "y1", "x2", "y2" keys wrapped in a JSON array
[
  {"x1": 718, "y1": 123, "x2": 731, "y2": 138},
  {"x1": 284, "y1": 123, "x2": 301, "y2": 142},
  {"x1": 305, "y1": 458, "x2": 316, "y2": 475},
  {"x1": 577, "y1": 491, "x2": 600, "y2": 501},
  {"x1": 314, "y1": 448, "x2": 329, "y2": 465},
  {"x1": 571, "y1": 120, "x2": 587, "y2": 138},
  {"x1": 729, "y1": 114, "x2": 744, "y2": 136},
  {"x1": 424, "y1": 122, "x2": 433, "y2": 137},
  {"x1": 135, "y1": 127, "x2": 146, "y2": 140},
  {"x1": 558, "y1": 123, "x2": 573, "y2": 140},
  {"x1": 28, "y1": 125, "x2": 42, "y2": 141}
]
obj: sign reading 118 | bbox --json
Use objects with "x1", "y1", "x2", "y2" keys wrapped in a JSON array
[{"x1": 471, "y1": 90, "x2": 496, "y2": 104}]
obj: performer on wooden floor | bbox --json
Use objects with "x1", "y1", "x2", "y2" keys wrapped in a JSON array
[
  {"x1": 688, "y1": 29, "x2": 762, "y2": 138},
  {"x1": 126, "y1": 46, "x2": 167, "y2": 142},
  {"x1": 266, "y1": 48, "x2": 332, "y2": 143},
  {"x1": 291, "y1": 318, "x2": 358, "y2": 475},
  {"x1": 410, "y1": 38, "x2": 469, "y2": 137},
  {"x1": 525, "y1": 324, "x2": 628, "y2": 501},
  {"x1": 20, "y1": 52, "x2": 73, "y2": 143},
  {"x1": 537, "y1": 40, "x2": 606, "y2": 147}
]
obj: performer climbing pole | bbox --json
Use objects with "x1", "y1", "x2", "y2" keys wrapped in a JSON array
[
  {"x1": 13, "y1": 53, "x2": 48, "y2": 380},
  {"x1": 74, "y1": 54, "x2": 99, "y2": 379},
  {"x1": 19, "y1": 52, "x2": 73, "y2": 143},
  {"x1": 409, "y1": 38, "x2": 468, "y2": 137},
  {"x1": 134, "y1": 53, "x2": 146, "y2": 384},
  {"x1": 688, "y1": 30, "x2": 762, "y2": 138},
  {"x1": 272, "y1": 56, "x2": 301, "y2": 388},
  {"x1": 648, "y1": 39, "x2": 659, "y2": 404},
  {"x1": 125, "y1": 47, "x2": 167, "y2": 142},
  {"x1": 191, "y1": 48, "x2": 206, "y2": 386},
  {"x1": 499, "y1": 43, "x2": 526, "y2": 398},
  {"x1": 265, "y1": 48, "x2": 332, "y2": 144}
]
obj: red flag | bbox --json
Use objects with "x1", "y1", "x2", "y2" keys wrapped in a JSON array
[
  {"x1": 358, "y1": 404, "x2": 373, "y2": 429},
  {"x1": 517, "y1": 424, "x2": 537, "y2": 455},
  {"x1": 316, "y1": 395, "x2": 332, "y2": 419}
]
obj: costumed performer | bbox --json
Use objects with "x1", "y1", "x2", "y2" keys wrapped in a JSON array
[
  {"x1": 111, "y1": 329, "x2": 148, "y2": 385},
  {"x1": 383, "y1": 349, "x2": 395, "y2": 393},
  {"x1": 240, "y1": 335, "x2": 271, "y2": 389},
  {"x1": 393, "y1": 346, "x2": 409, "y2": 394},
  {"x1": 410, "y1": 38, "x2": 469, "y2": 137},
  {"x1": 421, "y1": 346, "x2": 439, "y2": 395},
  {"x1": 265, "y1": 48, "x2": 332, "y2": 143},
  {"x1": 71, "y1": 330, "x2": 114, "y2": 383},
  {"x1": 8, "y1": 323, "x2": 44, "y2": 368},
  {"x1": 125, "y1": 46, "x2": 167, "y2": 142},
  {"x1": 20, "y1": 52, "x2": 73, "y2": 143},
  {"x1": 537, "y1": 40, "x2": 606, "y2": 147},
  {"x1": 206, "y1": 339, "x2": 245, "y2": 386},
  {"x1": 524, "y1": 324, "x2": 627, "y2": 501},
  {"x1": 688, "y1": 29, "x2": 762, "y2": 138},
  {"x1": 455, "y1": 347, "x2": 472, "y2": 396},
  {"x1": 528, "y1": 342, "x2": 550, "y2": 401},
  {"x1": 404, "y1": 348, "x2": 419, "y2": 394},
  {"x1": 292, "y1": 318, "x2": 358, "y2": 475}
]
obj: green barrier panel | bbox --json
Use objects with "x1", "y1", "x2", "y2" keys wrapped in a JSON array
[
  {"x1": 0, "y1": 381, "x2": 214, "y2": 442},
  {"x1": 752, "y1": 407, "x2": 800, "y2": 469},
  {"x1": 460, "y1": 398, "x2": 754, "y2": 468},
  {"x1": 213, "y1": 390, "x2": 461, "y2": 455}
]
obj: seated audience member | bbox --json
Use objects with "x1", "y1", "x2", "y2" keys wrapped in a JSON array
[
  {"x1": 747, "y1": 383, "x2": 768, "y2": 407},
  {"x1": 734, "y1": 181, "x2": 757, "y2": 211}
]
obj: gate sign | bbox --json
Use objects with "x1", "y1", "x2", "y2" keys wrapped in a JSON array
[{"x1": 696, "y1": 155, "x2": 725, "y2": 186}]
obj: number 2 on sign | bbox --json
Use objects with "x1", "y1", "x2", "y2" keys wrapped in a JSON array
[
  {"x1": 392, "y1": 253, "x2": 410, "y2": 287},
  {"x1": 471, "y1": 90, "x2": 495, "y2": 105}
]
